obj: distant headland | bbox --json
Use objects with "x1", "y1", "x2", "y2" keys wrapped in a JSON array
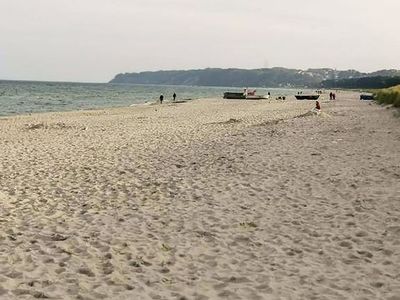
[{"x1": 109, "y1": 67, "x2": 400, "y2": 89}]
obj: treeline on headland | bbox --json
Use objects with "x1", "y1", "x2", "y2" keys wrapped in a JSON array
[
  {"x1": 109, "y1": 68, "x2": 400, "y2": 88},
  {"x1": 321, "y1": 76, "x2": 400, "y2": 89}
]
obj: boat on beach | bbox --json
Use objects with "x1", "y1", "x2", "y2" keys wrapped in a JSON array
[
  {"x1": 223, "y1": 89, "x2": 270, "y2": 100},
  {"x1": 223, "y1": 92, "x2": 246, "y2": 99},
  {"x1": 360, "y1": 93, "x2": 374, "y2": 100},
  {"x1": 246, "y1": 94, "x2": 270, "y2": 100},
  {"x1": 295, "y1": 94, "x2": 320, "y2": 100}
]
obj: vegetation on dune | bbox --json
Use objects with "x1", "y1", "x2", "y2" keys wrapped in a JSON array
[{"x1": 375, "y1": 85, "x2": 400, "y2": 108}]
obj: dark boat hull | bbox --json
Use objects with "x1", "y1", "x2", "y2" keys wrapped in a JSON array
[
  {"x1": 295, "y1": 95, "x2": 320, "y2": 100},
  {"x1": 360, "y1": 94, "x2": 374, "y2": 100},
  {"x1": 246, "y1": 95, "x2": 269, "y2": 100},
  {"x1": 223, "y1": 92, "x2": 246, "y2": 99},
  {"x1": 223, "y1": 92, "x2": 269, "y2": 100}
]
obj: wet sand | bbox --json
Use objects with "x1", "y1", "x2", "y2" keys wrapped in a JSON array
[{"x1": 0, "y1": 93, "x2": 399, "y2": 299}]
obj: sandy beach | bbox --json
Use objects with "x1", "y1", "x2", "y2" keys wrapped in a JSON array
[{"x1": 0, "y1": 93, "x2": 399, "y2": 299}]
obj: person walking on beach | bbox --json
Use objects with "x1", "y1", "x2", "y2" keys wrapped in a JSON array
[
  {"x1": 173, "y1": 92, "x2": 176, "y2": 101},
  {"x1": 159, "y1": 94, "x2": 164, "y2": 104}
]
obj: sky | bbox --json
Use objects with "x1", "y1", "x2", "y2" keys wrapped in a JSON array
[{"x1": 0, "y1": 0, "x2": 399, "y2": 82}]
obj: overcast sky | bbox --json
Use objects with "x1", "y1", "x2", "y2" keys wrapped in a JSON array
[{"x1": 0, "y1": 0, "x2": 399, "y2": 82}]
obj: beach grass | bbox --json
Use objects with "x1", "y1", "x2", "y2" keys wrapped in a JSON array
[{"x1": 375, "y1": 85, "x2": 400, "y2": 108}]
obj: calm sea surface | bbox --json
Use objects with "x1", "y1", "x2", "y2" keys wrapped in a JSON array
[{"x1": 0, "y1": 80, "x2": 306, "y2": 117}]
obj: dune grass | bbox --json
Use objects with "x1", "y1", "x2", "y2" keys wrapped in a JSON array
[{"x1": 375, "y1": 85, "x2": 400, "y2": 108}]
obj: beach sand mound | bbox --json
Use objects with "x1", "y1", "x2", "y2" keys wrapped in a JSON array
[
  {"x1": 208, "y1": 118, "x2": 242, "y2": 125},
  {"x1": 295, "y1": 110, "x2": 331, "y2": 119},
  {"x1": 24, "y1": 122, "x2": 77, "y2": 130},
  {"x1": 218, "y1": 118, "x2": 242, "y2": 124}
]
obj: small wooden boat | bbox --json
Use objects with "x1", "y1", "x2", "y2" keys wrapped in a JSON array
[
  {"x1": 246, "y1": 95, "x2": 270, "y2": 100},
  {"x1": 295, "y1": 95, "x2": 320, "y2": 100},
  {"x1": 223, "y1": 92, "x2": 246, "y2": 99},
  {"x1": 223, "y1": 90, "x2": 270, "y2": 100}
]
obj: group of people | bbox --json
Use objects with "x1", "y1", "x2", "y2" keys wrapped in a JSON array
[
  {"x1": 159, "y1": 92, "x2": 176, "y2": 104},
  {"x1": 329, "y1": 92, "x2": 336, "y2": 100}
]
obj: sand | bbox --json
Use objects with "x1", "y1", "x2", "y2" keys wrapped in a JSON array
[{"x1": 0, "y1": 93, "x2": 399, "y2": 299}]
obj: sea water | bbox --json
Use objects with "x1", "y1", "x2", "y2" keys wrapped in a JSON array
[{"x1": 0, "y1": 80, "x2": 303, "y2": 117}]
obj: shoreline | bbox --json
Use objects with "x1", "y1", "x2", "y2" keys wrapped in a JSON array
[
  {"x1": 0, "y1": 91, "x2": 336, "y2": 120},
  {"x1": 0, "y1": 92, "x2": 399, "y2": 299},
  {"x1": 0, "y1": 79, "x2": 333, "y2": 118}
]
